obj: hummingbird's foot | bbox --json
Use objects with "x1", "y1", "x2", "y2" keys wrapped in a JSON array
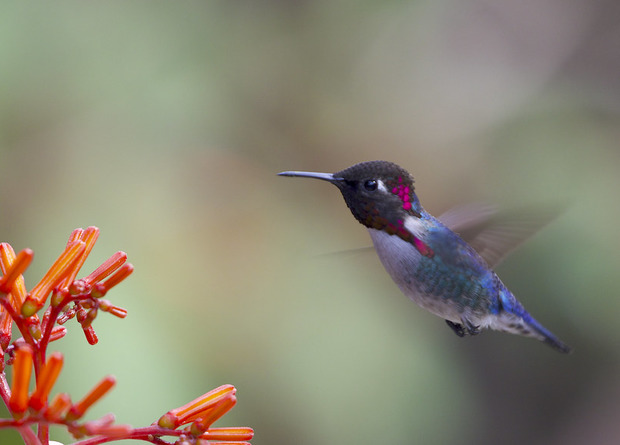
[
  {"x1": 445, "y1": 320, "x2": 466, "y2": 337},
  {"x1": 445, "y1": 319, "x2": 481, "y2": 337},
  {"x1": 463, "y1": 318, "x2": 481, "y2": 336}
]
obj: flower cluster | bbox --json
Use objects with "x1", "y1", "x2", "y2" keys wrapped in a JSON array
[
  {"x1": 157, "y1": 385, "x2": 253, "y2": 444},
  {"x1": 0, "y1": 227, "x2": 252, "y2": 445}
]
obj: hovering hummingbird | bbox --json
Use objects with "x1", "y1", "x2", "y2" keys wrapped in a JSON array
[{"x1": 278, "y1": 161, "x2": 571, "y2": 353}]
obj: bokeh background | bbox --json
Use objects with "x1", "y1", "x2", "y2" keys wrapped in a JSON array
[{"x1": 1, "y1": 1, "x2": 619, "y2": 444}]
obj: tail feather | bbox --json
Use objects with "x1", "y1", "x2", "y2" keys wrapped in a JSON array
[
  {"x1": 496, "y1": 289, "x2": 572, "y2": 353},
  {"x1": 523, "y1": 313, "x2": 572, "y2": 353},
  {"x1": 496, "y1": 311, "x2": 572, "y2": 353}
]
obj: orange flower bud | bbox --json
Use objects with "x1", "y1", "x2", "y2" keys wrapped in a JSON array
[
  {"x1": 66, "y1": 375, "x2": 116, "y2": 421},
  {"x1": 8, "y1": 344, "x2": 34, "y2": 415},
  {"x1": 49, "y1": 325, "x2": 67, "y2": 342},
  {"x1": 199, "y1": 427, "x2": 254, "y2": 442},
  {"x1": 29, "y1": 352, "x2": 64, "y2": 411},
  {"x1": 158, "y1": 385, "x2": 236, "y2": 429},
  {"x1": 0, "y1": 245, "x2": 33, "y2": 318},
  {"x1": 83, "y1": 252, "x2": 127, "y2": 287},
  {"x1": 0, "y1": 246, "x2": 33, "y2": 297},
  {"x1": 45, "y1": 393, "x2": 72, "y2": 422},
  {"x1": 190, "y1": 395, "x2": 236, "y2": 435},
  {"x1": 99, "y1": 300, "x2": 128, "y2": 319},
  {"x1": 82, "y1": 325, "x2": 99, "y2": 345},
  {"x1": 85, "y1": 422, "x2": 132, "y2": 438},
  {"x1": 82, "y1": 413, "x2": 132, "y2": 438},
  {"x1": 101, "y1": 263, "x2": 134, "y2": 292},
  {"x1": 23, "y1": 241, "x2": 86, "y2": 316},
  {"x1": 58, "y1": 227, "x2": 100, "y2": 289}
]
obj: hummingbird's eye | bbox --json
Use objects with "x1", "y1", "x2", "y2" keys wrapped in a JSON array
[{"x1": 363, "y1": 179, "x2": 378, "y2": 191}]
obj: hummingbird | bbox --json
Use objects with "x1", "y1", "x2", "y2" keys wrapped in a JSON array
[{"x1": 278, "y1": 160, "x2": 571, "y2": 353}]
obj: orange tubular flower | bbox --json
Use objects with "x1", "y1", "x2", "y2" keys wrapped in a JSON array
[
  {"x1": 22, "y1": 241, "x2": 86, "y2": 317},
  {"x1": 57, "y1": 227, "x2": 100, "y2": 290},
  {"x1": 157, "y1": 385, "x2": 252, "y2": 444},
  {"x1": 0, "y1": 228, "x2": 254, "y2": 445},
  {"x1": 98, "y1": 300, "x2": 128, "y2": 319},
  {"x1": 85, "y1": 422, "x2": 133, "y2": 438},
  {"x1": 197, "y1": 441, "x2": 252, "y2": 445},
  {"x1": 83, "y1": 414, "x2": 132, "y2": 438},
  {"x1": 49, "y1": 325, "x2": 67, "y2": 342},
  {"x1": 81, "y1": 324, "x2": 99, "y2": 345},
  {"x1": 0, "y1": 246, "x2": 34, "y2": 298},
  {"x1": 100, "y1": 263, "x2": 134, "y2": 294},
  {"x1": 199, "y1": 427, "x2": 254, "y2": 442},
  {"x1": 29, "y1": 352, "x2": 64, "y2": 411},
  {"x1": 158, "y1": 384, "x2": 236, "y2": 429},
  {"x1": 0, "y1": 246, "x2": 34, "y2": 348},
  {"x1": 82, "y1": 251, "x2": 128, "y2": 288},
  {"x1": 45, "y1": 393, "x2": 72, "y2": 422},
  {"x1": 66, "y1": 375, "x2": 116, "y2": 421},
  {"x1": 8, "y1": 344, "x2": 34, "y2": 416},
  {"x1": 190, "y1": 396, "x2": 237, "y2": 436}
]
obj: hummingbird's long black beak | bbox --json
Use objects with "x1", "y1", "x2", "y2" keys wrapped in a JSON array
[{"x1": 277, "y1": 171, "x2": 343, "y2": 183}]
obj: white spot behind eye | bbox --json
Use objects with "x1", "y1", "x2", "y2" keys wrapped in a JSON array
[{"x1": 377, "y1": 180, "x2": 388, "y2": 193}]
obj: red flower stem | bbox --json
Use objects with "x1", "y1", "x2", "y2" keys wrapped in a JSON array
[
  {"x1": 0, "y1": 412, "x2": 41, "y2": 444},
  {"x1": 0, "y1": 373, "x2": 10, "y2": 408},
  {"x1": 72, "y1": 425, "x2": 186, "y2": 445},
  {"x1": 0, "y1": 420, "x2": 41, "y2": 445},
  {"x1": 0, "y1": 418, "x2": 20, "y2": 428},
  {"x1": 17, "y1": 425, "x2": 42, "y2": 445},
  {"x1": 36, "y1": 293, "x2": 73, "y2": 367}
]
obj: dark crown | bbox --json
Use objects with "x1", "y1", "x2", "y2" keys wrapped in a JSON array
[{"x1": 334, "y1": 161, "x2": 415, "y2": 187}]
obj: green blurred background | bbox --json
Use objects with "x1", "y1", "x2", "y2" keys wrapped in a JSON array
[{"x1": 1, "y1": 1, "x2": 619, "y2": 444}]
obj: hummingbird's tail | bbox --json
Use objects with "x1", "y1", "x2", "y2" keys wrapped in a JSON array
[
  {"x1": 519, "y1": 313, "x2": 572, "y2": 353},
  {"x1": 496, "y1": 291, "x2": 572, "y2": 353}
]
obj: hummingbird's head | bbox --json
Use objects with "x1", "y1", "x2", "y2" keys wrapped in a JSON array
[{"x1": 278, "y1": 161, "x2": 422, "y2": 231}]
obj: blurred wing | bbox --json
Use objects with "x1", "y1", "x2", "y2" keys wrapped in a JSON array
[
  {"x1": 316, "y1": 246, "x2": 374, "y2": 259},
  {"x1": 439, "y1": 203, "x2": 563, "y2": 268},
  {"x1": 437, "y1": 203, "x2": 498, "y2": 233}
]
